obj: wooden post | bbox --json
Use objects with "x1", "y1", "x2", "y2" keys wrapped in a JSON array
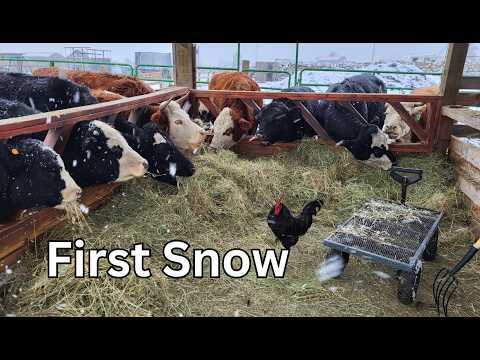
[
  {"x1": 241, "y1": 60, "x2": 250, "y2": 73},
  {"x1": 440, "y1": 43, "x2": 470, "y2": 105},
  {"x1": 173, "y1": 43, "x2": 196, "y2": 89}
]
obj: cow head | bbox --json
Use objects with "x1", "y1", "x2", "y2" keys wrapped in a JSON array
[
  {"x1": 252, "y1": 101, "x2": 303, "y2": 144},
  {"x1": 64, "y1": 120, "x2": 149, "y2": 187},
  {"x1": 382, "y1": 103, "x2": 426, "y2": 143},
  {"x1": 114, "y1": 117, "x2": 195, "y2": 186},
  {"x1": 0, "y1": 139, "x2": 82, "y2": 218},
  {"x1": 337, "y1": 124, "x2": 396, "y2": 170},
  {"x1": 151, "y1": 100, "x2": 209, "y2": 153},
  {"x1": 209, "y1": 107, "x2": 252, "y2": 149}
]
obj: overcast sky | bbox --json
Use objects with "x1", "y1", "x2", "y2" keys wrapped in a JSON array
[{"x1": 0, "y1": 43, "x2": 453, "y2": 65}]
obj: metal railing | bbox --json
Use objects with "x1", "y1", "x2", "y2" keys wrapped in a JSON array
[
  {"x1": 0, "y1": 47, "x2": 444, "y2": 93},
  {"x1": 245, "y1": 69, "x2": 292, "y2": 90},
  {"x1": 0, "y1": 56, "x2": 135, "y2": 75},
  {"x1": 298, "y1": 67, "x2": 443, "y2": 91}
]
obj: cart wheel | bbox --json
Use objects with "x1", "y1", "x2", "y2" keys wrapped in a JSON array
[
  {"x1": 324, "y1": 249, "x2": 350, "y2": 278},
  {"x1": 422, "y1": 229, "x2": 438, "y2": 261},
  {"x1": 397, "y1": 261, "x2": 422, "y2": 305}
]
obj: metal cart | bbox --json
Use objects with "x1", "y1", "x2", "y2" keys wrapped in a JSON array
[{"x1": 322, "y1": 167, "x2": 443, "y2": 304}]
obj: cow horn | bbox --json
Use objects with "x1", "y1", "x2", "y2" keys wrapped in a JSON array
[
  {"x1": 182, "y1": 100, "x2": 192, "y2": 113},
  {"x1": 335, "y1": 140, "x2": 345, "y2": 147},
  {"x1": 158, "y1": 97, "x2": 175, "y2": 111}
]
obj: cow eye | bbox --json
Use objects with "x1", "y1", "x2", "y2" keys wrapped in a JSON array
[
  {"x1": 223, "y1": 128, "x2": 233, "y2": 136},
  {"x1": 175, "y1": 119, "x2": 183, "y2": 125}
]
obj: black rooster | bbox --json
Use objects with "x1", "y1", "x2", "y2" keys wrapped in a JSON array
[{"x1": 267, "y1": 193, "x2": 323, "y2": 249}]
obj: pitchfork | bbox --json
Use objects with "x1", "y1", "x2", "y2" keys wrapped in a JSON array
[{"x1": 433, "y1": 238, "x2": 480, "y2": 317}]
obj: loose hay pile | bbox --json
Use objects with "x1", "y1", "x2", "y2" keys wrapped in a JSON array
[{"x1": 1, "y1": 139, "x2": 479, "y2": 317}]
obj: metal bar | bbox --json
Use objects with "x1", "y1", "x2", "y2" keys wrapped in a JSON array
[
  {"x1": 294, "y1": 43, "x2": 299, "y2": 86},
  {"x1": 237, "y1": 43, "x2": 241, "y2": 71}
]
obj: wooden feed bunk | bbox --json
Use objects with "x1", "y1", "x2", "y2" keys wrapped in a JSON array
[{"x1": 0, "y1": 87, "x2": 445, "y2": 272}]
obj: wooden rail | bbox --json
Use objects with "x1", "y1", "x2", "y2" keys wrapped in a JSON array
[{"x1": 191, "y1": 89, "x2": 443, "y2": 154}]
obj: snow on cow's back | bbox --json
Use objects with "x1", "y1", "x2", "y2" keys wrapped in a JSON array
[{"x1": 90, "y1": 120, "x2": 149, "y2": 182}]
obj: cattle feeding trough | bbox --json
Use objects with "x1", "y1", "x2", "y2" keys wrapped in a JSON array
[
  {"x1": 189, "y1": 89, "x2": 445, "y2": 157},
  {"x1": 0, "y1": 87, "x2": 444, "y2": 279}
]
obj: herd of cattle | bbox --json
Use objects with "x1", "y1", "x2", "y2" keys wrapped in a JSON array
[{"x1": 0, "y1": 68, "x2": 433, "y2": 223}]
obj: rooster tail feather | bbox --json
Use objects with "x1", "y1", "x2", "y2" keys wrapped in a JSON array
[{"x1": 302, "y1": 199, "x2": 323, "y2": 216}]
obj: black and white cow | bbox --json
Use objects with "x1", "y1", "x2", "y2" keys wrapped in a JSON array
[
  {"x1": 113, "y1": 117, "x2": 195, "y2": 186},
  {"x1": 0, "y1": 98, "x2": 82, "y2": 221},
  {"x1": 0, "y1": 72, "x2": 98, "y2": 112},
  {"x1": 62, "y1": 120, "x2": 149, "y2": 188},
  {"x1": 0, "y1": 139, "x2": 82, "y2": 222},
  {"x1": 253, "y1": 80, "x2": 396, "y2": 170}
]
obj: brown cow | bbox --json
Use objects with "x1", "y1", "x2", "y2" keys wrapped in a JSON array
[
  {"x1": 198, "y1": 71, "x2": 263, "y2": 149},
  {"x1": 32, "y1": 67, "x2": 154, "y2": 97},
  {"x1": 383, "y1": 85, "x2": 439, "y2": 143}
]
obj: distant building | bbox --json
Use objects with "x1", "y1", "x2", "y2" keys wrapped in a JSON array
[
  {"x1": 313, "y1": 55, "x2": 347, "y2": 67},
  {"x1": 253, "y1": 61, "x2": 285, "y2": 82}
]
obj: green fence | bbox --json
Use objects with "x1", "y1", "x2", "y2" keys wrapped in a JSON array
[
  {"x1": 0, "y1": 45, "x2": 444, "y2": 92},
  {"x1": 0, "y1": 57, "x2": 135, "y2": 76},
  {"x1": 298, "y1": 67, "x2": 443, "y2": 91}
]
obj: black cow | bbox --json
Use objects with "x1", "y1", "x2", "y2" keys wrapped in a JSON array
[
  {"x1": 253, "y1": 81, "x2": 396, "y2": 170},
  {"x1": 253, "y1": 87, "x2": 322, "y2": 144},
  {"x1": 113, "y1": 117, "x2": 195, "y2": 186},
  {"x1": 326, "y1": 74, "x2": 386, "y2": 128},
  {"x1": 0, "y1": 72, "x2": 97, "y2": 112},
  {"x1": 0, "y1": 140, "x2": 82, "y2": 222},
  {"x1": 0, "y1": 98, "x2": 82, "y2": 221}
]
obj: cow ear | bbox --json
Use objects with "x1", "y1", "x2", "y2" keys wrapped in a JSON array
[
  {"x1": 115, "y1": 116, "x2": 137, "y2": 136},
  {"x1": 238, "y1": 118, "x2": 252, "y2": 131}
]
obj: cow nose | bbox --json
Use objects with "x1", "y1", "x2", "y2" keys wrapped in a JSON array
[{"x1": 142, "y1": 160, "x2": 149, "y2": 170}]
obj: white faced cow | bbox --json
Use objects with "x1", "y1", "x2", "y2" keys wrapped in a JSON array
[{"x1": 150, "y1": 99, "x2": 210, "y2": 156}]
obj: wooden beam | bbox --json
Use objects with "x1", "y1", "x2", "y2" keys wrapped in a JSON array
[
  {"x1": 173, "y1": 43, "x2": 196, "y2": 88},
  {"x1": 389, "y1": 142, "x2": 430, "y2": 153},
  {"x1": 200, "y1": 97, "x2": 219, "y2": 118},
  {"x1": 460, "y1": 76, "x2": 480, "y2": 90},
  {"x1": 240, "y1": 98, "x2": 262, "y2": 114},
  {"x1": 455, "y1": 92, "x2": 480, "y2": 106},
  {"x1": 0, "y1": 183, "x2": 121, "y2": 272},
  {"x1": 191, "y1": 89, "x2": 441, "y2": 103},
  {"x1": 294, "y1": 101, "x2": 331, "y2": 140},
  {"x1": 0, "y1": 87, "x2": 189, "y2": 139},
  {"x1": 387, "y1": 101, "x2": 428, "y2": 141},
  {"x1": 442, "y1": 105, "x2": 480, "y2": 131},
  {"x1": 440, "y1": 43, "x2": 470, "y2": 105}
]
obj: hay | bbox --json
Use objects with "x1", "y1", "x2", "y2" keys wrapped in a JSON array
[{"x1": 1, "y1": 139, "x2": 479, "y2": 317}]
